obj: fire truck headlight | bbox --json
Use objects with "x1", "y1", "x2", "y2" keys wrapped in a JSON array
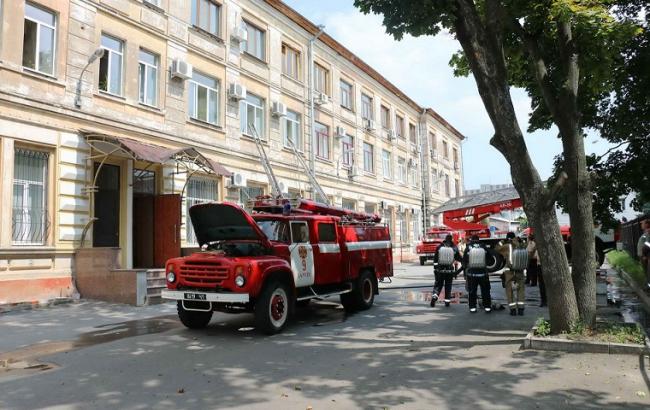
[
  {"x1": 235, "y1": 275, "x2": 246, "y2": 287},
  {"x1": 167, "y1": 270, "x2": 176, "y2": 283}
]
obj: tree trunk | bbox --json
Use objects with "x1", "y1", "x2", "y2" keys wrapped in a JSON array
[
  {"x1": 560, "y1": 127, "x2": 597, "y2": 326},
  {"x1": 452, "y1": 0, "x2": 580, "y2": 332}
]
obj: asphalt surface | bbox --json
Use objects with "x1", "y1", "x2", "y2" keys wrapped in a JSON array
[{"x1": 0, "y1": 263, "x2": 649, "y2": 409}]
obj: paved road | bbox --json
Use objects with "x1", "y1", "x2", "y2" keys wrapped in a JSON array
[{"x1": 0, "y1": 263, "x2": 648, "y2": 409}]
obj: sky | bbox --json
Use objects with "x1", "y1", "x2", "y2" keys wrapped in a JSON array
[{"x1": 283, "y1": 0, "x2": 612, "y2": 190}]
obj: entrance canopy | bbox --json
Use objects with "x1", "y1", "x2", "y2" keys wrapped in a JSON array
[{"x1": 81, "y1": 131, "x2": 232, "y2": 177}]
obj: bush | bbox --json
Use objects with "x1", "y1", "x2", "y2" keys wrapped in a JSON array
[
  {"x1": 607, "y1": 250, "x2": 646, "y2": 287},
  {"x1": 535, "y1": 317, "x2": 551, "y2": 336}
]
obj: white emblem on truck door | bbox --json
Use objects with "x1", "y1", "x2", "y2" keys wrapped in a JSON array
[{"x1": 290, "y1": 222, "x2": 315, "y2": 287}]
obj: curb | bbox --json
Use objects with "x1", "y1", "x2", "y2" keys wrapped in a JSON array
[
  {"x1": 0, "y1": 297, "x2": 77, "y2": 315},
  {"x1": 523, "y1": 327, "x2": 650, "y2": 355},
  {"x1": 616, "y1": 268, "x2": 650, "y2": 314}
]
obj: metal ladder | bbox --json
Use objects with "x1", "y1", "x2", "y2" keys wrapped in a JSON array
[
  {"x1": 285, "y1": 137, "x2": 329, "y2": 204},
  {"x1": 249, "y1": 123, "x2": 284, "y2": 199}
]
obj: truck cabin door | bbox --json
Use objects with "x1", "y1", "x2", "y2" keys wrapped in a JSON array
[
  {"x1": 289, "y1": 221, "x2": 315, "y2": 287},
  {"x1": 313, "y1": 221, "x2": 343, "y2": 285}
]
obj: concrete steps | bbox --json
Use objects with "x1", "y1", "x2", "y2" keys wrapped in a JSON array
[{"x1": 145, "y1": 269, "x2": 166, "y2": 304}]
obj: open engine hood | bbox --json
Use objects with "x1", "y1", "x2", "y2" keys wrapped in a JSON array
[{"x1": 189, "y1": 202, "x2": 271, "y2": 248}]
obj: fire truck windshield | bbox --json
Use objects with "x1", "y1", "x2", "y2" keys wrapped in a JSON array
[{"x1": 256, "y1": 220, "x2": 290, "y2": 243}]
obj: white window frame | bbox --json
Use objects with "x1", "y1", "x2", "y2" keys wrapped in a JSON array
[
  {"x1": 381, "y1": 105, "x2": 391, "y2": 129},
  {"x1": 191, "y1": 0, "x2": 220, "y2": 36},
  {"x1": 342, "y1": 199, "x2": 356, "y2": 211},
  {"x1": 282, "y1": 44, "x2": 300, "y2": 80},
  {"x1": 240, "y1": 93, "x2": 265, "y2": 138},
  {"x1": 283, "y1": 110, "x2": 302, "y2": 151},
  {"x1": 396, "y1": 115, "x2": 405, "y2": 139},
  {"x1": 382, "y1": 150, "x2": 392, "y2": 179},
  {"x1": 189, "y1": 71, "x2": 219, "y2": 125},
  {"x1": 363, "y1": 142, "x2": 374, "y2": 173},
  {"x1": 315, "y1": 122, "x2": 330, "y2": 160},
  {"x1": 23, "y1": 2, "x2": 56, "y2": 76},
  {"x1": 314, "y1": 63, "x2": 328, "y2": 95},
  {"x1": 12, "y1": 148, "x2": 49, "y2": 246},
  {"x1": 99, "y1": 34, "x2": 124, "y2": 96},
  {"x1": 242, "y1": 21, "x2": 265, "y2": 61},
  {"x1": 361, "y1": 94, "x2": 373, "y2": 120},
  {"x1": 185, "y1": 177, "x2": 218, "y2": 244},
  {"x1": 397, "y1": 157, "x2": 406, "y2": 183},
  {"x1": 340, "y1": 80, "x2": 353, "y2": 110},
  {"x1": 341, "y1": 135, "x2": 353, "y2": 167},
  {"x1": 138, "y1": 49, "x2": 158, "y2": 107}
]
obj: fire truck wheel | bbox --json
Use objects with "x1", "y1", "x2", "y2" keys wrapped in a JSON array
[
  {"x1": 256, "y1": 281, "x2": 292, "y2": 334},
  {"x1": 177, "y1": 301, "x2": 213, "y2": 329},
  {"x1": 341, "y1": 270, "x2": 375, "y2": 312},
  {"x1": 419, "y1": 257, "x2": 425, "y2": 266}
]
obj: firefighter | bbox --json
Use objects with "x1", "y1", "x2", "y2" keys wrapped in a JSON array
[
  {"x1": 462, "y1": 235, "x2": 492, "y2": 313},
  {"x1": 496, "y1": 232, "x2": 528, "y2": 316},
  {"x1": 430, "y1": 234, "x2": 462, "y2": 307}
]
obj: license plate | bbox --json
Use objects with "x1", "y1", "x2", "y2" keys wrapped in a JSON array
[{"x1": 184, "y1": 292, "x2": 207, "y2": 301}]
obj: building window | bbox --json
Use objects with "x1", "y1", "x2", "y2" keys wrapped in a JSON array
[
  {"x1": 432, "y1": 171, "x2": 440, "y2": 192},
  {"x1": 397, "y1": 157, "x2": 406, "y2": 183},
  {"x1": 429, "y1": 132, "x2": 437, "y2": 154},
  {"x1": 23, "y1": 2, "x2": 56, "y2": 76},
  {"x1": 340, "y1": 80, "x2": 353, "y2": 110},
  {"x1": 144, "y1": 0, "x2": 161, "y2": 6},
  {"x1": 314, "y1": 63, "x2": 328, "y2": 95},
  {"x1": 361, "y1": 93, "x2": 373, "y2": 120},
  {"x1": 455, "y1": 178, "x2": 461, "y2": 197},
  {"x1": 382, "y1": 150, "x2": 392, "y2": 179},
  {"x1": 283, "y1": 110, "x2": 301, "y2": 150},
  {"x1": 453, "y1": 148, "x2": 459, "y2": 169},
  {"x1": 189, "y1": 71, "x2": 219, "y2": 125},
  {"x1": 364, "y1": 203, "x2": 376, "y2": 214},
  {"x1": 239, "y1": 184, "x2": 265, "y2": 204},
  {"x1": 242, "y1": 21, "x2": 265, "y2": 60},
  {"x1": 315, "y1": 122, "x2": 330, "y2": 160},
  {"x1": 99, "y1": 34, "x2": 124, "y2": 96},
  {"x1": 341, "y1": 134, "x2": 354, "y2": 167},
  {"x1": 412, "y1": 209, "x2": 421, "y2": 241},
  {"x1": 445, "y1": 174, "x2": 450, "y2": 197},
  {"x1": 399, "y1": 215, "x2": 408, "y2": 243},
  {"x1": 13, "y1": 148, "x2": 49, "y2": 245},
  {"x1": 385, "y1": 208, "x2": 394, "y2": 238},
  {"x1": 443, "y1": 140, "x2": 449, "y2": 159},
  {"x1": 138, "y1": 49, "x2": 158, "y2": 107},
  {"x1": 240, "y1": 93, "x2": 265, "y2": 137},
  {"x1": 186, "y1": 177, "x2": 218, "y2": 244},
  {"x1": 191, "y1": 0, "x2": 220, "y2": 36},
  {"x1": 409, "y1": 163, "x2": 418, "y2": 187},
  {"x1": 396, "y1": 115, "x2": 405, "y2": 139},
  {"x1": 409, "y1": 123, "x2": 417, "y2": 144},
  {"x1": 380, "y1": 105, "x2": 390, "y2": 129},
  {"x1": 282, "y1": 44, "x2": 300, "y2": 80},
  {"x1": 363, "y1": 142, "x2": 374, "y2": 173},
  {"x1": 342, "y1": 198, "x2": 356, "y2": 210}
]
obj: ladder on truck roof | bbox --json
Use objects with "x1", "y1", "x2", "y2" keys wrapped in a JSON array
[
  {"x1": 286, "y1": 138, "x2": 329, "y2": 205},
  {"x1": 249, "y1": 123, "x2": 284, "y2": 199}
]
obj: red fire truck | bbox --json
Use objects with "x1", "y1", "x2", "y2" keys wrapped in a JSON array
[{"x1": 161, "y1": 198, "x2": 393, "y2": 334}]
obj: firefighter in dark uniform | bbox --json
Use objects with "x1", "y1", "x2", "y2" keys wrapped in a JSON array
[
  {"x1": 463, "y1": 234, "x2": 492, "y2": 313},
  {"x1": 430, "y1": 234, "x2": 462, "y2": 307}
]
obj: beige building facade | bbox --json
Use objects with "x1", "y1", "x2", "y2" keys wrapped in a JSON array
[{"x1": 0, "y1": 0, "x2": 464, "y2": 305}]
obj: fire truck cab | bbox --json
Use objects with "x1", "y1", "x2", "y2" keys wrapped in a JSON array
[{"x1": 161, "y1": 198, "x2": 393, "y2": 334}]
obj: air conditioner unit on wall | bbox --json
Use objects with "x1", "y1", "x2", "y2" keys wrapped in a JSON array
[
  {"x1": 228, "y1": 82, "x2": 246, "y2": 100},
  {"x1": 335, "y1": 126, "x2": 346, "y2": 138},
  {"x1": 397, "y1": 204, "x2": 405, "y2": 213},
  {"x1": 430, "y1": 149, "x2": 437, "y2": 160},
  {"x1": 386, "y1": 129, "x2": 395, "y2": 141},
  {"x1": 408, "y1": 158, "x2": 416, "y2": 167},
  {"x1": 365, "y1": 119, "x2": 376, "y2": 131},
  {"x1": 380, "y1": 200, "x2": 388, "y2": 210},
  {"x1": 348, "y1": 165, "x2": 358, "y2": 180},
  {"x1": 170, "y1": 59, "x2": 192, "y2": 80},
  {"x1": 314, "y1": 92, "x2": 329, "y2": 106},
  {"x1": 271, "y1": 101, "x2": 287, "y2": 117},
  {"x1": 230, "y1": 172, "x2": 247, "y2": 188},
  {"x1": 231, "y1": 25, "x2": 248, "y2": 43}
]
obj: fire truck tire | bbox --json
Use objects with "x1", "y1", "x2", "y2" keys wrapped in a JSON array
[
  {"x1": 341, "y1": 270, "x2": 375, "y2": 312},
  {"x1": 177, "y1": 301, "x2": 213, "y2": 329},
  {"x1": 419, "y1": 257, "x2": 425, "y2": 266},
  {"x1": 255, "y1": 281, "x2": 292, "y2": 334}
]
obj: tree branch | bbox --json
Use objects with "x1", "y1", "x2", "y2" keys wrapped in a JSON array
[{"x1": 546, "y1": 171, "x2": 568, "y2": 208}]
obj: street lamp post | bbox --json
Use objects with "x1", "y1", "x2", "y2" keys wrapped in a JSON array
[
  {"x1": 308, "y1": 25, "x2": 325, "y2": 193},
  {"x1": 74, "y1": 48, "x2": 105, "y2": 109}
]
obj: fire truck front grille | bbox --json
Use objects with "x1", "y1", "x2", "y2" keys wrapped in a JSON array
[{"x1": 179, "y1": 263, "x2": 229, "y2": 286}]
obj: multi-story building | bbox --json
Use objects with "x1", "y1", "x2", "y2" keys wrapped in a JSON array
[{"x1": 0, "y1": 0, "x2": 464, "y2": 305}]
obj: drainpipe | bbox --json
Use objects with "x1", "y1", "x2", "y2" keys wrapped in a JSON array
[
  {"x1": 418, "y1": 108, "x2": 428, "y2": 232},
  {"x1": 308, "y1": 25, "x2": 325, "y2": 189}
]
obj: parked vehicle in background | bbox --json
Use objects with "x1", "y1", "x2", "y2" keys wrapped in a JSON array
[{"x1": 162, "y1": 198, "x2": 393, "y2": 334}]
